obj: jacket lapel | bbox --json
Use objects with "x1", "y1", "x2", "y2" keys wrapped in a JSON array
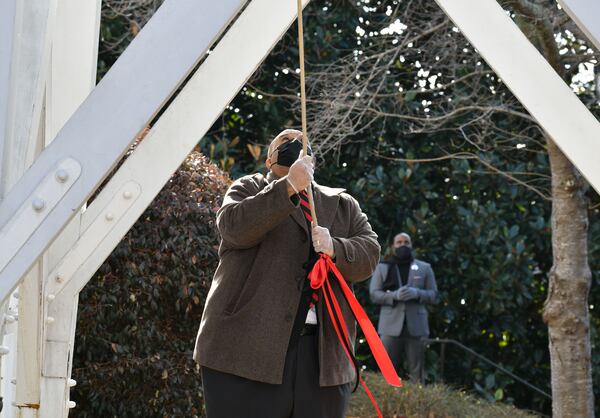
[
  {"x1": 313, "y1": 183, "x2": 344, "y2": 229},
  {"x1": 291, "y1": 205, "x2": 309, "y2": 234}
]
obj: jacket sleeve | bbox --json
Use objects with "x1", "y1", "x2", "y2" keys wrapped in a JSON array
[
  {"x1": 331, "y1": 194, "x2": 381, "y2": 283},
  {"x1": 417, "y1": 264, "x2": 438, "y2": 305},
  {"x1": 369, "y1": 264, "x2": 397, "y2": 306},
  {"x1": 217, "y1": 175, "x2": 299, "y2": 249}
]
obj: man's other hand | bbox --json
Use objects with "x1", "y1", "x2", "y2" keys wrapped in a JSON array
[{"x1": 395, "y1": 286, "x2": 419, "y2": 301}]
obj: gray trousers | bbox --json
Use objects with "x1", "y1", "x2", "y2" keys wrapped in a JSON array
[
  {"x1": 381, "y1": 325, "x2": 425, "y2": 384},
  {"x1": 201, "y1": 333, "x2": 351, "y2": 418}
]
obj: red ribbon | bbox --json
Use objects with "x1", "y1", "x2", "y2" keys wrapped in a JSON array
[{"x1": 308, "y1": 254, "x2": 402, "y2": 417}]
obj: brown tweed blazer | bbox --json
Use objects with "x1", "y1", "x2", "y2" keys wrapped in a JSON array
[{"x1": 193, "y1": 172, "x2": 380, "y2": 386}]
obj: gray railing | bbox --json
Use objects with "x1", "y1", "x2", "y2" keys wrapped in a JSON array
[{"x1": 422, "y1": 337, "x2": 551, "y2": 400}]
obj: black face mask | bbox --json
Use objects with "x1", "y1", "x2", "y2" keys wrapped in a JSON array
[
  {"x1": 394, "y1": 245, "x2": 412, "y2": 262},
  {"x1": 274, "y1": 139, "x2": 312, "y2": 167}
]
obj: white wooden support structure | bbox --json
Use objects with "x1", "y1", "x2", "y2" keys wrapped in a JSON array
[
  {"x1": 557, "y1": 0, "x2": 600, "y2": 51},
  {"x1": 433, "y1": 0, "x2": 600, "y2": 195},
  {"x1": 37, "y1": 1, "x2": 103, "y2": 416},
  {"x1": 0, "y1": 0, "x2": 247, "y2": 302},
  {"x1": 0, "y1": 1, "x2": 57, "y2": 416},
  {"x1": 0, "y1": 0, "x2": 18, "y2": 412}
]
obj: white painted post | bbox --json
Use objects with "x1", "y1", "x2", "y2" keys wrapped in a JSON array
[
  {"x1": 1, "y1": 331, "x2": 17, "y2": 418},
  {"x1": 38, "y1": 0, "x2": 102, "y2": 416},
  {"x1": 433, "y1": 0, "x2": 600, "y2": 194},
  {"x1": 15, "y1": 268, "x2": 42, "y2": 418},
  {"x1": 0, "y1": 1, "x2": 57, "y2": 416},
  {"x1": 557, "y1": 0, "x2": 600, "y2": 52},
  {"x1": 0, "y1": 0, "x2": 17, "y2": 169},
  {"x1": 0, "y1": 0, "x2": 246, "y2": 302},
  {"x1": 0, "y1": 0, "x2": 16, "y2": 402},
  {"x1": 0, "y1": 0, "x2": 56, "y2": 199}
]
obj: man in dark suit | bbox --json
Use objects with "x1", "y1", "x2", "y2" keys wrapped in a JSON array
[
  {"x1": 194, "y1": 129, "x2": 380, "y2": 417},
  {"x1": 369, "y1": 232, "x2": 438, "y2": 383}
]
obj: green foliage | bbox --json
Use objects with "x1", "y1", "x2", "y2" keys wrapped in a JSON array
[
  {"x1": 327, "y1": 142, "x2": 552, "y2": 412},
  {"x1": 70, "y1": 153, "x2": 231, "y2": 418},
  {"x1": 348, "y1": 372, "x2": 540, "y2": 418}
]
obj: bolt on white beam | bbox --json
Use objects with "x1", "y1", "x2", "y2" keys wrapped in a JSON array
[
  {"x1": 434, "y1": 0, "x2": 600, "y2": 194},
  {"x1": 557, "y1": 0, "x2": 600, "y2": 52},
  {"x1": 0, "y1": 0, "x2": 246, "y2": 302}
]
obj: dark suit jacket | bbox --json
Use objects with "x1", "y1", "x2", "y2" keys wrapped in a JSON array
[
  {"x1": 193, "y1": 172, "x2": 380, "y2": 386},
  {"x1": 369, "y1": 259, "x2": 438, "y2": 337}
]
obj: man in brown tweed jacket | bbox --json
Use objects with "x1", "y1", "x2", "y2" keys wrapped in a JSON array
[{"x1": 194, "y1": 129, "x2": 380, "y2": 418}]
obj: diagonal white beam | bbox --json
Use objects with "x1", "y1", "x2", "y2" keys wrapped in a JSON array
[
  {"x1": 0, "y1": 0, "x2": 246, "y2": 301},
  {"x1": 43, "y1": 0, "x2": 310, "y2": 322},
  {"x1": 557, "y1": 0, "x2": 600, "y2": 52},
  {"x1": 434, "y1": 0, "x2": 600, "y2": 193}
]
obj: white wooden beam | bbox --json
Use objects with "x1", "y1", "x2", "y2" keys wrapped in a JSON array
[
  {"x1": 0, "y1": 1, "x2": 57, "y2": 416},
  {"x1": 15, "y1": 267, "x2": 42, "y2": 413},
  {"x1": 0, "y1": 0, "x2": 246, "y2": 302},
  {"x1": 434, "y1": 0, "x2": 600, "y2": 194},
  {"x1": 0, "y1": 57, "x2": 16, "y2": 401},
  {"x1": 557, "y1": 0, "x2": 600, "y2": 52},
  {"x1": 1, "y1": 331, "x2": 17, "y2": 418},
  {"x1": 45, "y1": 0, "x2": 101, "y2": 146},
  {"x1": 0, "y1": 0, "x2": 17, "y2": 169},
  {"x1": 0, "y1": 0, "x2": 56, "y2": 199},
  {"x1": 38, "y1": 1, "x2": 102, "y2": 416}
]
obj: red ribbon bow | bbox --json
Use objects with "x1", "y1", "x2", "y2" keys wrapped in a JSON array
[{"x1": 308, "y1": 254, "x2": 402, "y2": 418}]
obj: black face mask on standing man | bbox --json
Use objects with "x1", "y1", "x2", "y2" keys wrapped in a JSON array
[
  {"x1": 394, "y1": 245, "x2": 413, "y2": 263},
  {"x1": 273, "y1": 139, "x2": 312, "y2": 167}
]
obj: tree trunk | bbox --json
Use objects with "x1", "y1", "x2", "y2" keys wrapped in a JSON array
[{"x1": 543, "y1": 137, "x2": 594, "y2": 417}]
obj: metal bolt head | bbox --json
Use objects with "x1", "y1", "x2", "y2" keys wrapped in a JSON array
[
  {"x1": 0, "y1": 346, "x2": 10, "y2": 355},
  {"x1": 123, "y1": 190, "x2": 133, "y2": 200},
  {"x1": 12, "y1": 291, "x2": 19, "y2": 299},
  {"x1": 46, "y1": 294, "x2": 56, "y2": 302},
  {"x1": 105, "y1": 212, "x2": 114, "y2": 221},
  {"x1": 55, "y1": 169, "x2": 69, "y2": 183},
  {"x1": 68, "y1": 401, "x2": 76, "y2": 409},
  {"x1": 68, "y1": 379, "x2": 77, "y2": 387},
  {"x1": 32, "y1": 197, "x2": 46, "y2": 212},
  {"x1": 55, "y1": 275, "x2": 64, "y2": 284},
  {"x1": 46, "y1": 316, "x2": 55, "y2": 324}
]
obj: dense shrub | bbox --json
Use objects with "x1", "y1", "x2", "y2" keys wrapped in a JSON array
[
  {"x1": 71, "y1": 152, "x2": 231, "y2": 418},
  {"x1": 348, "y1": 372, "x2": 540, "y2": 418}
]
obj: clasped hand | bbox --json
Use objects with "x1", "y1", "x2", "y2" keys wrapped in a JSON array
[{"x1": 394, "y1": 286, "x2": 419, "y2": 301}]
